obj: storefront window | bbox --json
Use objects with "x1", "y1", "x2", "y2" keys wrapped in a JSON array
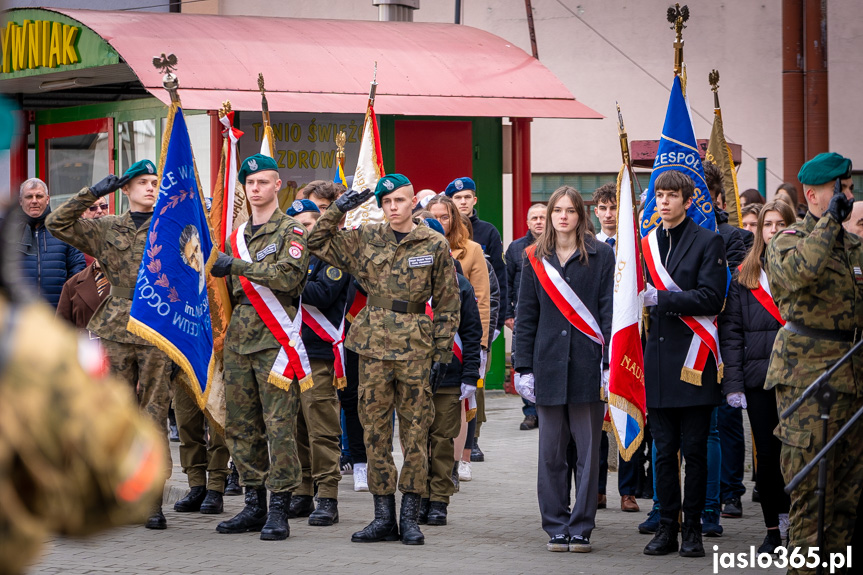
[
  {"x1": 46, "y1": 131, "x2": 110, "y2": 210},
  {"x1": 117, "y1": 119, "x2": 157, "y2": 213}
]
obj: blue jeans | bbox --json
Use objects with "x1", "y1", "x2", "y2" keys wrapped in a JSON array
[
  {"x1": 522, "y1": 398, "x2": 537, "y2": 417},
  {"x1": 718, "y1": 402, "x2": 746, "y2": 501},
  {"x1": 705, "y1": 407, "x2": 721, "y2": 511}
]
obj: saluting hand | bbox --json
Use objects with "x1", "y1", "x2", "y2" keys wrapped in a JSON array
[
  {"x1": 90, "y1": 174, "x2": 131, "y2": 198},
  {"x1": 335, "y1": 188, "x2": 373, "y2": 213}
]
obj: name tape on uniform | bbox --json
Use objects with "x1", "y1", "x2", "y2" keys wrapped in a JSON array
[
  {"x1": 408, "y1": 255, "x2": 434, "y2": 268},
  {"x1": 256, "y1": 243, "x2": 278, "y2": 261}
]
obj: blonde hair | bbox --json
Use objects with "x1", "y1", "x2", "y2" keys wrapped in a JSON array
[{"x1": 738, "y1": 200, "x2": 796, "y2": 290}]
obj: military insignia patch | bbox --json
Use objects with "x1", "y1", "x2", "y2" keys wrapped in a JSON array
[
  {"x1": 289, "y1": 245, "x2": 302, "y2": 259},
  {"x1": 454, "y1": 179, "x2": 464, "y2": 191},
  {"x1": 291, "y1": 200, "x2": 304, "y2": 212},
  {"x1": 147, "y1": 164, "x2": 155, "y2": 174},
  {"x1": 408, "y1": 255, "x2": 434, "y2": 268},
  {"x1": 326, "y1": 266, "x2": 343, "y2": 281},
  {"x1": 249, "y1": 159, "x2": 258, "y2": 171},
  {"x1": 256, "y1": 243, "x2": 278, "y2": 261},
  {"x1": 292, "y1": 226, "x2": 304, "y2": 236},
  {"x1": 383, "y1": 179, "x2": 395, "y2": 191}
]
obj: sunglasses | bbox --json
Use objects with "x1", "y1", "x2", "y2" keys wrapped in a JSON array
[{"x1": 88, "y1": 203, "x2": 110, "y2": 212}]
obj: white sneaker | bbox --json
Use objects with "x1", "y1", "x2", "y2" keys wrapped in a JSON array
[
  {"x1": 353, "y1": 463, "x2": 369, "y2": 492},
  {"x1": 778, "y1": 513, "x2": 789, "y2": 540},
  {"x1": 458, "y1": 460, "x2": 472, "y2": 481}
]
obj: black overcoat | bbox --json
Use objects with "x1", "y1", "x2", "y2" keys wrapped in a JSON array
[
  {"x1": 644, "y1": 217, "x2": 727, "y2": 408},
  {"x1": 514, "y1": 235, "x2": 614, "y2": 406}
]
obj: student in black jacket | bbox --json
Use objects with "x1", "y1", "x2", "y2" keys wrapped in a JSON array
[{"x1": 720, "y1": 200, "x2": 796, "y2": 554}]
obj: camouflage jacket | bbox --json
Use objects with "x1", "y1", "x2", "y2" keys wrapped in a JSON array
[
  {"x1": 46, "y1": 188, "x2": 153, "y2": 345},
  {"x1": 307, "y1": 204, "x2": 459, "y2": 363},
  {"x1": 765, "y1": 211, "x2": 863, "y2": 395},
  {"x1": 224, "y1": 209, "x2": 309, "y2": 354}
]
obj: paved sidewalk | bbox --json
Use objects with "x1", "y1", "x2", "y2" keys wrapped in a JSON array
[{"x1": 33, "y1": 393, "x2": 779, "y2": 575}]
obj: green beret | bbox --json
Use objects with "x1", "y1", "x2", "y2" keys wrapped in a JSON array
[
  {"x1": 374, "y1": 174, "x2": 412, "y2": 207},
  {"x1": 238, "y1": 154, "x2": 279, "y2": 183},
  {"x1": 123, "y1": 159, "x2": 156, "y2": 180},
  {"x1": 797, "y1": 152, "x2": 853, "y2": 186}
]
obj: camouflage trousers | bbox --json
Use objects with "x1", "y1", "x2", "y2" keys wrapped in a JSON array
[
  {"x1": 224, "y1": 347, "x2": 300, "y2": 494},
  {"x1": 775, "y1": 384, "x2": 863, "y2": 575},
  {"x1": 295, "y1": 359, "x2": 342, "y2": 499},
  {"x1": 358, "y1": 356, "x2": 434, "y2": 496},
  {"x1": 101, "y1": 338, "x2": 173, "y2": 480},
  {"x1": 427, "y1": 388, "x2": 462, "y2": 503},
  {"x1": 173, "y1": 377, "x2": 229, "y2": 492}
]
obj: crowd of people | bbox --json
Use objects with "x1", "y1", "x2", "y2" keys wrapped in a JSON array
[{"x1": 5, "y1": 146, "x2": 862, "y2": 574}]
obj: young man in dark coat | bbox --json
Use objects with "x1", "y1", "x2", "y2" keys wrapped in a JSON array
[{"x1": 641, "y1": 170, "x2": 727, "y2": 559}]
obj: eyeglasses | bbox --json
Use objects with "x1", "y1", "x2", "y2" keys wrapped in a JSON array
[{"x1": 88, "y1": 203, "x2": 110, "y2": 212}]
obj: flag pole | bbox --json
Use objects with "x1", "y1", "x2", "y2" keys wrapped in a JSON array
[
  {"x1": 616, "y1": 103, "x2": 646, "y2": 291},
  {"x1": 667, "y1": 4, "x2": 689, "y2": 77},
  {"x1": 336, "y1": 130, "x2": 346, "y2": 174}
]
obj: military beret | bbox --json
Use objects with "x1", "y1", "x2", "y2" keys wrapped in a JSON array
[
  {"x1": 286, "y1": 198, "x2": 320, "y2": 217},
  {"x1": 374, "y1": 174, "x2": 412, "y2": 207},
  {"x1": 238, "y1": 154, "x2": 279, "y2": 183},
  {"x1": 424, "y1": 217, "x2": 445, "y2": 236},
  {"x1": 444, "y1": 176, "x2": 476, "y2": 197},
  {"x1": 797, "y1": 152, "x2": 853, "y2": 186},
  {"x1": 123, "y1": 159, "x2": 157, "y2": 181}
]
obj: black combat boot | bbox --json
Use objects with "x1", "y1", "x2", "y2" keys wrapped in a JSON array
[
  {"x1": 260, "y1": 492, "x2": 291, "y2": 541},
  {"x1": 145, "y1": 504, "x2": 167, "y2": 530},
  {"x1": 470, "y1": 437, "x2": 484, "y2": 462},
  {"x1": 644, "y1": 520, "x2": 679, "y2": 555},
  {"x1": 308, "y1": 497, "x2": 339, "y2": 526},
  {"x1": 679, "y1": 520, "x2": 705, "y2": 557},
  {"x1": 174, "y1": 486, "x2": 207, "y2": 512},
  {"x1": 216, "y1": 487, "x2": 267, "y2": 534},
  {"x1": 399, "y1": 493, "x2": 425, "y2": 545},
  {"x1": 418, "y1": 498, "x2": 430, "y2": 525},
  {"x1": 351, "y1": 494, "x2": 399, "y2": 543},
  {"x1": 200, "y1": 490, "x2": 224, "y2": 514},
  {"x1": 224, "y1": 463, "x2": 242, "y2": 496},
  {"x1": 427, "y1": 501, "x2": 448, "y2": 526},
  {"x1": 287, "y1": 494, "x2": 314, "y2": 519}
]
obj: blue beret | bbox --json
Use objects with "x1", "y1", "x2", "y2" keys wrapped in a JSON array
[
  {"x1": 123, "y1": 159, "x2": 157, "y2": 180},
  {"x1": 238, "y1": 154, "x2": 279, "y2": 183},
  {"x1": 374, "y1": 174, "x2": 412, "y2": 207},
  {"x1": 424, "y1": 217, "x2": 445, "y2": 236},
  {"x1": 286, "y1": 199, "x2": 320, "y2": 217},
  {"x1": 798, "y1": 152, "x2": 853, "y2": 186},
  {"x1": 444, "y1": 177, "x2": 476, "y2": 197}
]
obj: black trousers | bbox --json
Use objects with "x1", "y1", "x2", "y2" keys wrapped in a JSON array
[
  {"x1": 745, "y1": 386, "x2": 790, "y2": 528},
  {"x1": 338, "y1": 348, "x2": 367, "y2": 464},
  {"x1": 650, "y1": 404, "x2": 714, "y2": 525}
]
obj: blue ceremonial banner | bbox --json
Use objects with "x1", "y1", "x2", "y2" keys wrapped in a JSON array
[
  {"x1": 128, "y1": 104, "x2": 216, "y2": 400},
  {"x1": 640, "y1": 75, "x2": 716, "y2": 237}
]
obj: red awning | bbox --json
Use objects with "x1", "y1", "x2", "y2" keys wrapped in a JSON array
[{"x1": 47, "y1": 9, "x2": 602, "y2": 120}]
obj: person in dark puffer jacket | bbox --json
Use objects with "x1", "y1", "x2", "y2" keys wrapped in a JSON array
[
  {"x1": 720, "y1": 200, "x2": 797, "y2": 555},
  {"x1": 17, "y1": 178, "x2": 86, "y2": 308}
]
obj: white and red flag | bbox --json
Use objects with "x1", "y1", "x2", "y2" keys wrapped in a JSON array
[
  {"x1": 343, "y1": 100, "x2": 386, "y2": 229},
  {"x1": 607, "y1": 166, "x2": 647, "y2": 462}
]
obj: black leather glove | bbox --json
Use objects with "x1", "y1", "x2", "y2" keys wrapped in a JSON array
[
  {"x1": 430, "y1": 361, "x2": 447, "y2": 394},
  {"x1": 210, "y1": 252, "x2": 234, "y2": 278},
  {"x1": 334, "y1": 187, "x2": 373, "y2": 213},
  {"x1": 826, "y1": 187, "x2": 854, "y2": 223},
  {"x1": 90, "y1": 174, "x2": 131, "y2": 198}
]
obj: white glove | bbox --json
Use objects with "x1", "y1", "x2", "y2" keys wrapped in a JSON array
[
  {"x1": 479, "y1": 349, "x2": 488, "y2": 376},
  {"x1": 492, "y1": 329, "x2": 501, "y2": 342},
  {"x1": 643, "y1": 284, "x2": 658, "y2": 307},
  {"x1": 515, "y1": 372, "x2": 536, "y2": 403},
  {"x1": 726, "y1": 392, "x2": 747, "y2": 409},
  {"x1": 459, "y1": 383, "x2": 477, "y2": 401},
  {"x1": 601, "y1": 369, "x2": 610, "y2": 401}
]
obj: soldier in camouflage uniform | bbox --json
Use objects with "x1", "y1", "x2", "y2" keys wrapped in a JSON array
[
  {"x1": 766, "y1": 152, "x2": 863, "y2": 574},
  {"x1": 0, "y1": 208, "x2": 166, "y2": 575},
  {"x1": 308, "y1": 174, "x2": 459, "y2": 545},
  {"x1": 210, "y1": 154, "x2": 310, "y2": 542},
  {"x1": 46, "y1": 159, "x2": 175, "y2": 530}
]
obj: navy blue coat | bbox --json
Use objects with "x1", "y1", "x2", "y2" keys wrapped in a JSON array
[
  {"x1": 514, "y1": 235, "x2": 614, "y2": 406},
  {"x1": 301, "y1": 255, "x2": 351, "y2": 361},
  {"x1": 469, "y1": 210, "x2": 506, "y2": 330},
  {"x1": 17, "y1": 214, "x2": 85, "y2": 308},
  {"x1": 504, "y1": 231, "x2": 536, "y2": 321},
  {"x1": 719, "y1": 276, "x2": 782, "y2": 395},
  {"x1": 644, "y1": 218, "x2": 727, "y2": 408},
  {"x1": 441, "y1": 273, "x2": 482, "y2": 388}
]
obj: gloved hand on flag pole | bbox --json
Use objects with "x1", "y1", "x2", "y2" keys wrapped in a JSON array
[
  {"x1": 515, "y1": 372, "x2": 535, "y2": 403},
  {"x1": 210, "y1": 252, "x2": 234, "y2": 278},
  {"x1": 643, "y1": 284, "x2": 659, "y2": 307},
  {"x1": 459, "y1": 383, "x2": 476, "y2": 401}
]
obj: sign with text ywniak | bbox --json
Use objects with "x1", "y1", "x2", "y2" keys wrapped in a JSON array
[{"x1": 0, "y1": 9, "x2": 120, "y2": 79}]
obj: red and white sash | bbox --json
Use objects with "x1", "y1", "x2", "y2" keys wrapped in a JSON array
[
  {"x1": 345, "y1": 291, "x2": 366, "y2": 323},
  {"x1": 740, "y1": 266, "x2": 785, "y2": 326},
  {"x1": 526, "y1": 245, "x2": 605, "y2": 347},
  {"x1": 452, "y1": 333, "x2": 463, "y2": 363},
  {"x1": 231, "y1": 222, "x2": 312, "y2": 392},
  {"x1": 642, "y1": 230, "x2": 723, "y2": 386},
  {"x1": 302, "y1": 303, "x2": 347, "y2": 389}
]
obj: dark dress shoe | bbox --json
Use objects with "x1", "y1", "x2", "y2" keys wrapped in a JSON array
[
  {"x1": 200, "y1": 490, "x2": 224, "y2": 514},
  {"x1": 145, "y1": 507, "x2": 167, "y2": 530},
  {"x1": 427, "y1": 501, "x2": 448, "y2": 526},
  {"x1": 644, "y1": 521, "x2": 679, "y2": 555},
  {"x1": 308, "y1": 497, "x2": 339, "y2": 526},
  {"x1": 470, "y1": 438, "x2": 484, "y2": 462},
  {"x1": 679, "y1": 521, "x2": 705, "y2": 557},
  {"x1": 597, "y1": 493, "x2": 607, "y2": 509},
  {"x1": 287, "y1": 494, "x2": 314, "y2": 519},
  {"x1": 519, "y1": 415, "x2": 538, "y2": 430},
  {"x1": 174, "y1": 486, "x2": 207, "y2": 512}
]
